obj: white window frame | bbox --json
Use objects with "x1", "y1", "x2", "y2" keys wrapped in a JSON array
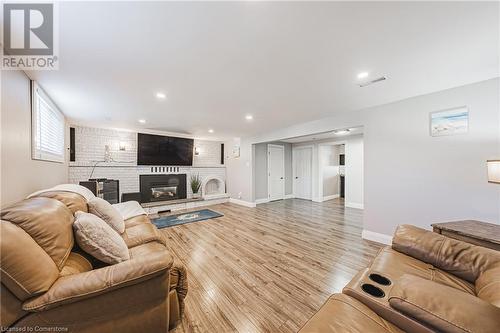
[{"x1": 31, "y1": 81, "x2": 66, "y2": 163}]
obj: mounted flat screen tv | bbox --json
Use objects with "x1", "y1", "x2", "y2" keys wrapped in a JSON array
[{"x1": 137, "y1": 133, "x2": 194, "y2": 166}]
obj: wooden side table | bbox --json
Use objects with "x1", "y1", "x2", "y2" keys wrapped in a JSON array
[{"x1": 431, "y1": 220, "x2": 500, "y2": 251}]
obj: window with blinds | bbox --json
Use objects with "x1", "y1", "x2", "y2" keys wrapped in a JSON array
[{"x1": 31, "y1": 82, "x2": 65, "y2": 163}]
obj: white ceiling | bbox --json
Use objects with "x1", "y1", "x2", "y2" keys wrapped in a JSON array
[{"x1": 28, "y1": 1, "x2": 499, "y2": 140}]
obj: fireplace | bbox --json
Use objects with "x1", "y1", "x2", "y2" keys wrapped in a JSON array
[{"x1": 139, "y1": 174, "x2": 187, "y2": 203}]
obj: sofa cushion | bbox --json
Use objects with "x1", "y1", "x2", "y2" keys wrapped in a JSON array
[
  {"x1": 59, "y1": 252, "x2": 93, "y2": 277},
  {"x1": 369, "y1": 247, "x2": 475, "y2": 294},
  {"x1": 298, "y1": 294, "x2": 403, "y2": 333},
  {"x1": 122, "y1": 223, "x2": 165, "y2": 248},
  {"x1": 35, "y1": 191, "x2": 88, "y2": 214},
  {"x1": 125, "y1": 214, "x2": 151, "y2": 228},
  {"x1": 73, "y1": 211, "x2": 130, "y2": 264},
  {"x1": 22, "y1": 250, "x2": 173, "y2": 312},
  {"x1": 392, "y1": 224, "x2": 500, "y2": 283},
  {"x1": 0, "y1": 197, "x2": 74, "y2": 270},
  {"x1": 475, "y1": 265, "x2": 500, "y2": 307},
  {"x1": 389, "y1": 274, "x2": 500, "y2": 333},
  {"x1": 129, "y1": 241, "x2": 167, "y2": 259},
  {"x1": 88, "y1": 197, "x2": 125, "y2": 234},
  {"x1": 0, "y1": 220, "x2": 59, "y2": 300},
  {"x1": 28, "y1": 184, "x2": 96, "y2": 201}
]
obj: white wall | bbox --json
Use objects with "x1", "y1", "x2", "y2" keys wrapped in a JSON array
[
  {"x1": 254, "y1": 143, "x2": 268, "y2": 200},
  {"x1": 253, "y1": 142, "x2": 293, "y2": 201},
  {"x1": 363, "y1": 79, "x2": 499, "y2": 235},
  {"x1": 225, "y1": 138, "x2": 251, "y2": 201},
  {"x1": 1, "y1": 71, "x2": 69, "y2": 207},
  {"x1": 225, "y1": 78, "x2": 500, "y2": 235},
  {"x1": 293, "y1": 135, "x2": 363, "y2": 204},
  {"x1": 344, "y1": 136, "x2": 364, "y2": 208},
  {"x1": 320, "y1": 145, "x2": 340, "y2": 198}
]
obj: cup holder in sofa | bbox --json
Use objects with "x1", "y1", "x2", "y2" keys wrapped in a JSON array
[
  {"x1": 369, "y1": 273, "x2": 391, "y2": 286},
  {"x1": 361, "y1": 284, "x2": 385, "y2": 298}
]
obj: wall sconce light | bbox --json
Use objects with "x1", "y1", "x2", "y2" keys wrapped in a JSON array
[
  {"x1": 119, "y1": 142, "x2": 126, "y2": 151},
  {"x1": 104, "y1": 145, "x2": 111, "y2": 162},
  {"x1": 194, "y1": 146, "x2": 200, "y2": 156},
  {"x1": 487, "y1": 160, "x2": 500, "y2": 184}
]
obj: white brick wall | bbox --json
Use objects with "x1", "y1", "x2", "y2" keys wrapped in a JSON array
[
  {"x1": 69, "y1": 126, "x2": 226, "y2": 199},
  {"x1": 73, "y1": 126, "x2": 137, "y2": 165},
  {"x1": 193, "y1": 139, "x2": 223, "y2": 166}
]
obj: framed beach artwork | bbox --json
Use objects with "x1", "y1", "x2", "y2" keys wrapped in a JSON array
[
  {"x1": 430, "y1": 106, "x2": 468, "y2": 137},
  {"x1": 232, "y1": 145, "x2": 240, "y2": 158}
]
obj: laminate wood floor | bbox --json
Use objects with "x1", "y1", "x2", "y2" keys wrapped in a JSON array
[{"x1": 161, "y1": 198, "x2": 382, "y2": 333}]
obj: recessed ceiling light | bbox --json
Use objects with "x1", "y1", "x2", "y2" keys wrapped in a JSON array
[
  {"x1": 245, "y1": 114, "x2": 253, "y2": 120},
  {"x1": 359, "y1": 76, "x2": 387, "y2": 87},
  {"x1": 333, "y1": 129, "x2": 350, "y2": 135},
  {"x1": 138, "y1": 119, "x2": 146, "y2": 124},
  {"x1": 208, "y1": 129, "x2": 214, "y2": 133},
  {"x1": 155, "y1": 92, "x2": 166, "y2": 99},
  {"x1": 357, "y1": 72, "x2": 369, "y2": 79}
]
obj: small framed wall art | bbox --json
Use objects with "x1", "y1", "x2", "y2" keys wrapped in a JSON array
[{"x1": 430, "y1": 106, "x2": 468, "y2": 137}]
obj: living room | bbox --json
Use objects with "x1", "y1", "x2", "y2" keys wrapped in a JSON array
[{"x1": 1, "y1": 1, "x2": 500, "y2": 333}]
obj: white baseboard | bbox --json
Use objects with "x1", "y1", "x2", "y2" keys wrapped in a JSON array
[
  {"x1": 255, "y1": 198, "x2": 270, "y2": 205},
  {"x1": 229, "y1": 198, "x2": 256, "y2": 208},
  {"x1": 345, "y1": 202, "x2": 364, "y2": 209},
  {"x1": 256, "y1": 195, "x2": 294, "y2": 204},
  {"x1": 362, "y1": 230, "x2": 393, "y2": 245},
  {"x1": 323, "y1": 194, "x2": 340, "y2": 201}
]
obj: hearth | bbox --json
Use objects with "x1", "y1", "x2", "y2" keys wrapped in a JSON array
[{"x1": 140, "y1": 174, "x2": 187, "y2": 203}]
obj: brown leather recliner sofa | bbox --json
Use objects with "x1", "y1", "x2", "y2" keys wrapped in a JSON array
[
  {"x1": 299, "y1": 224, "x2": 500, "y2": 333},
  {"x1": 1, "y1": 190, "x2": 187, "y2": 333}
]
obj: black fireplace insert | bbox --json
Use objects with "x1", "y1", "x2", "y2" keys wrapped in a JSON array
[{"x1": 139, "y1": 174, "x2": 187, "y2": 203}]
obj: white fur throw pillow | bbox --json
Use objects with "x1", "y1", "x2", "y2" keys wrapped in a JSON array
[
  {"x1": 73, "y1": 211, "x2": 130, "y2": 264},
  {"x1": 88, "y1": 197, "x2": 125, "y2": 234}
]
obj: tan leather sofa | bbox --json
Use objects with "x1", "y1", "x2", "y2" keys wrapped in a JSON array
[
  {"x1": 299, "y1": 224, "x2": 500, "y2": 333},
  {"x1": 1, "y1": 191, "x2": 187, "y2": 333}
]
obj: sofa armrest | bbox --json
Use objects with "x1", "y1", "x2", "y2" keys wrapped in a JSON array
[
  {"x1": 388, "y1": 274, "x2": 500, "y2": 333},
  {"x1": 391, "y1": 224, "x2": 500, "y2": 282},
  {"x1": 170, "y1": 261, "x2": 188, "y2": 317},
  {"x1": 23, "y1": 250, "x2": 174, "y2": 312}
]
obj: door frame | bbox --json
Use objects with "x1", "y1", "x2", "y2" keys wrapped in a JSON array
[
  {"x1": 292, "y1": 145, "x2": 313, "y2": 200},
  {"x1": 318, "y1": 141, "x2": 347, "y2": 201},
  {"x1": 267, "y1": 144, "x2": 285, "y2": 201}
]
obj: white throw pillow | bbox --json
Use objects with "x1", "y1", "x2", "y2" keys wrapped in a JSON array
[
  {"x1": 73, "y1": 211, "x2": 130, "y2": 264},
  {"x1": 88, "y1": 197, "x2": 125, "y2": 234}
]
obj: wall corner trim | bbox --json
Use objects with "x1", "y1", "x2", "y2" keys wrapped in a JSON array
[
  {"x1": 229, "y1": 198, "x2": 257, "y2": 208},
  {"x1": 345, "y1": 202, "x2": 364, "y2": 209},
  {"x1": 362, "y1": 230, "x2": 393, "y2": 245},
  {"x1": 284, "y1": 194, "x2": 294, "y2": 199}
]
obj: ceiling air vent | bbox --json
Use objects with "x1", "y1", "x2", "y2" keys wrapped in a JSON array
[{"x1": 359, "y1": 76, "x2": 387, "y2": 87}]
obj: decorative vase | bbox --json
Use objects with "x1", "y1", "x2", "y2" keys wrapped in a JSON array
[{"x1": 192, "y1": 192, "x2": 201, "y2": 199}]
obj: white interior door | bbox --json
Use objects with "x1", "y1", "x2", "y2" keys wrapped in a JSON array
[
  {"x1": 293, "y1": 146, "x2": 312, "y2": 200},
  {"x1": 268, "y1": 144, "x2": 285, "y2": 201}
]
